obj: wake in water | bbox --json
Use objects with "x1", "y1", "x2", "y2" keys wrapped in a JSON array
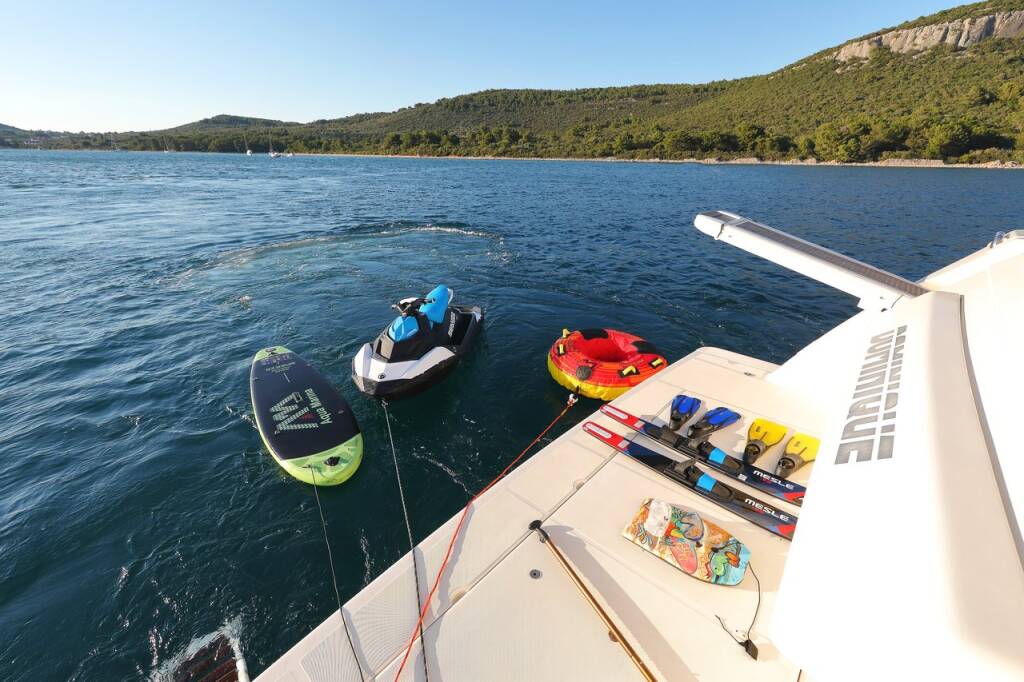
[
  {"x1": 344, "y1": 221, "x2": 499, "y2": 239},
  {"x1": 175, "y1": 221, "x2": 504, "y2": 280},
  {"x1": 409, "y1": 445, "x2": 471, "y2": 497}
]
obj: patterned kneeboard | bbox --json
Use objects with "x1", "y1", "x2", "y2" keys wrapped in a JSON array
[{"x1": 623, "y1": 498, "x2": 750, "y2": 585}]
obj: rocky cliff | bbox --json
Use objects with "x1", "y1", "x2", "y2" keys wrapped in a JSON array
[{"x1": 834, "y1": 10, "x2": 1024, "y2": 61}]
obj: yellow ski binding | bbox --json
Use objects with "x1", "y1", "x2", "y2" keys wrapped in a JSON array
[
  {"x1": 776, "y1": 434, "x2": 820, "y2": 478},
  {"x1": 743, "y1": 418, "x2": 788, "y2": 463}
]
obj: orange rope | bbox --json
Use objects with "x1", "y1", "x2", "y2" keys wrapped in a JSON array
[{"x1": 392, "y1": 393, "x2": 578, "y2": 680}]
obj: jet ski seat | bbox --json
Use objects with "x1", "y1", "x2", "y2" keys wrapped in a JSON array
[
  {"x1": 386, "y1": 285, "x2": 454, "y2": 342},
  {"x1": 419, "y1": 285, "x2": 452, "y2": 324}
]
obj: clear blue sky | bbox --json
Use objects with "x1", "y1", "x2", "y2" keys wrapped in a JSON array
[{"x1": 2, "y1": 0, "x2": 958, "y2": 132}]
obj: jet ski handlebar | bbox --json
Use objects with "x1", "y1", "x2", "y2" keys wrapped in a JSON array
[{"x1": 392, "y1": 297, "x2": 426, "y2": 316}]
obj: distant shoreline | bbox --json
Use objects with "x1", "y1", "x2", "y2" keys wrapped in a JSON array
[
  {"x1": 299, "y1": 151, "x2": 1024, "y2": 170},
  {"x1": 11, "y1": 147, "x2": 1024, "y2": 169}
]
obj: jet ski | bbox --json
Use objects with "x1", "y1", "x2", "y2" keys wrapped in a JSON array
[{"x1": 352, "y1": 285, "x2": 484, "y2": 399}]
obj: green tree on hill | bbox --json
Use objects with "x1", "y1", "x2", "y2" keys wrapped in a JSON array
[
  {"x1": 815, "y1": 120, "x2": 871, "y2": 162},
  {"x1": 926, "y1": 120, "x2": 974, "y2": 157}
]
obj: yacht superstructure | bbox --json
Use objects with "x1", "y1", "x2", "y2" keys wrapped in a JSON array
[{"x1": 255, "y1": 212, "x2": 1023, "y2": 682}]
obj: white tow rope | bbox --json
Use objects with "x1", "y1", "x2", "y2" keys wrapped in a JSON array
[{"x1": 381, "y1": 399, "x2": 431, "y2": 682}]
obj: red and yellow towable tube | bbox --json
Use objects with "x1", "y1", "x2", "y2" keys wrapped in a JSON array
[{"x1": 547, "y1": 328, "x2": 668, "y2": 401}]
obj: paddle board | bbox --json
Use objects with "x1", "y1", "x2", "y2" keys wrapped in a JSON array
[{"x1": 250, "y1": 346, "x2": 362, "y2": 486}]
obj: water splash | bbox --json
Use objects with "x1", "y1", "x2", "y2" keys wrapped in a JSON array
[{"x1": 148, "y1": 616, "x2": 248, "y2": 682}]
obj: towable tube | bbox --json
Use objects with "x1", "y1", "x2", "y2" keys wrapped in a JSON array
[{"x1": 547, "y1": 328, "x2": 667, "y2": 401}]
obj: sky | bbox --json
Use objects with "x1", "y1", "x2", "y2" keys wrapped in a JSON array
[{"x1": 1, "y1": 0, "x2": 962, "y2": 132}]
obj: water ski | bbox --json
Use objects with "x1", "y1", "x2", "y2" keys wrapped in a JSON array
[{"x1": 250, "y1": 346, "x2": 363, "y2": 486}]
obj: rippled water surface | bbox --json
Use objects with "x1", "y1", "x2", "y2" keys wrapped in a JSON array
[{"x1": 1, "y1": 150, "x2": 1020, "y2": 680}]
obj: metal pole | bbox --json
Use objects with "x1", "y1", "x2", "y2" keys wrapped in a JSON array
[{"x1": 528, "y1": 521, "x2": 657, "y2": 682}]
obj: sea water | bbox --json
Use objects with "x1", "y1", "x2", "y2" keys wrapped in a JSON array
[{"x1": 1, "y1": 150, "x2": 1020, "y2": 679}]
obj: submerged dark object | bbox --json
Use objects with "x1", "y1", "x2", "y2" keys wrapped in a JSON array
[{"x1": 172, "y1": 633, "x2": 248, "y2": 682}]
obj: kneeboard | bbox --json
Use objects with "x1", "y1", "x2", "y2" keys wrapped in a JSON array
[
  {"x1": 250, "y1": 346, "x2": 363, "y2": 486},
  {"x1": 623, "y1": 498, "x2": 750, "y2": 586}
]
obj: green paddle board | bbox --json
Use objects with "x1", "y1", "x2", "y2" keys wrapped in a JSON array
[{"x1": 250, "y1": 346, "x2": 363, "y2": 486}]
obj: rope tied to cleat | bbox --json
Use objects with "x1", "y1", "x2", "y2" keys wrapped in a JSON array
[{"x1": 391, "y1": 393, "x2": 579, "y2": 681}]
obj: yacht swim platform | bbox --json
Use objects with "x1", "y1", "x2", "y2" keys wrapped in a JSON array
[{"x1": 256, "y1": 213, "x2": 1024, "y2": 682}]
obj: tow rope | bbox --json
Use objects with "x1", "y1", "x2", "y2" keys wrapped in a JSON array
[
  {"x1": 392, "y1": 393, "x2": 578, "y2": 681},
  {"x1": 307, "y1": 465, "x2": 364, "y2": 679},
  {"x1": 381, "y1": 399, "x2": 430, "y2": 682}
]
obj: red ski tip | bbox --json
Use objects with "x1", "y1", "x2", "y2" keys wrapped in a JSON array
[
  {"x1": 599, "y1": 404, "x2": 642, "y2": 428},
  {"x1": 583, "y1": 421, "x2": 614, "y2": 440}
]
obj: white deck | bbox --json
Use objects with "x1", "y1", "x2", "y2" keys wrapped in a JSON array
[{"x1": 257, "y1": 346, "x2": 821, "y2": 681}]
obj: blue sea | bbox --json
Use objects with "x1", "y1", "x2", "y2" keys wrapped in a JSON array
[{"x1": 1, "y1": 150, "x2": 1020, "y2": 680}]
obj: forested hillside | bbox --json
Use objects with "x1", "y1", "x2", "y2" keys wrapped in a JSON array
[{"x1": 8, "y1": 1, "x2": 1024, "y2": 164}]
